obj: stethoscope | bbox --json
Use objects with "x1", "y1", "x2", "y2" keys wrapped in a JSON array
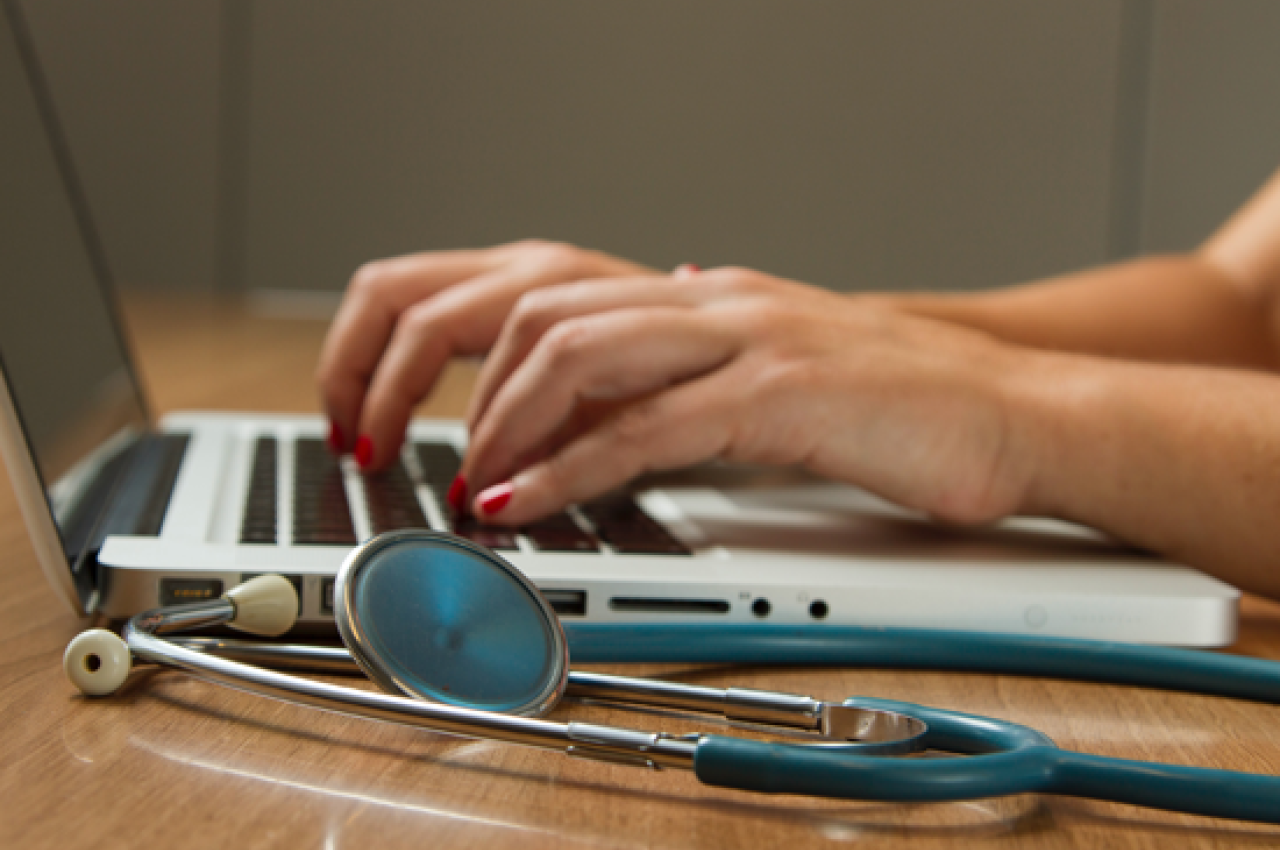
[{"x1": 64, "y1": 530, "x2": 1280, "y2": 824}]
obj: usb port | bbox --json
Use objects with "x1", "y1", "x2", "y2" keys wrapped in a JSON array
[
  {"x1": 159, "y1": 578, "x2": 224, "y2": 606},
  {"x1": 320, "y1": 578, "x2": 336, "y2": 615},
  {"x1": 541, "y1": 589, "x2": 587, "y2": 617}
]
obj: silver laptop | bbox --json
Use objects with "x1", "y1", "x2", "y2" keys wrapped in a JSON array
[{"x1": 0, "y1": 0, "x2": 1239, "y2": 646}]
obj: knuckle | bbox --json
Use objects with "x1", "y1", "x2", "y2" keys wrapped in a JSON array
[
  {"x1": 740, "y1": 352, "x2": 821, "y2": 405},
  {"x1": 510, "y1": 289, "x2": 560, "y2": 336},
  {"x1": 364, "y1": 381, "x2": 417, "y2": 431},
  {"x1": 723, "y1": 300, "x2": 777, "y2": 334},
  {"x1": 510, "y1": 237, "x2": 555, "y2": 252},
  {"x1": 316, "y1": 358, "x2": 362, "y2": 405},
  {"x1": 609, "y1": 399, "x2": 663, "y2": 445},
  {"x1": 525, "y1": 241, "x2": 583, "y2": 276},
  {"x1": 348, "y1": 260, "x2": 391, "y2": 298},
  {"x1": 539, "y1": 451, "x2": 576, "y2": 496},
  {"x1": 704, "y1": 266, "x2": 769, "y2": 297},
  {"x1": 539, "y1": 319, "x2": 594, "y2": 367},
  {"x1": 400, "y1": 302, "x2": 443, "y2": 336}
]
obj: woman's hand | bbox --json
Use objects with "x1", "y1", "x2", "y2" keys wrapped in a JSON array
[
  {"x1": 460, "y1": 266, "x2": 1046, "y2": 526},
  {"x1": 316, "y1": 240, "x2": 653, "y2": 470}
]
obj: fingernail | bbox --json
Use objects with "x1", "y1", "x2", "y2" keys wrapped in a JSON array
[
  {"x1": 673, "y1": 263, "x2": 700, "y2": 279},
  {"x1": 354, "y1": 434, "x2": 374, "y2": 469},
  {"x1": 446, "y1": 475, "x2": 468, "y2": 514},
  {"x1": 476, "y1": 481, "x2": 514, "y2": 517},
  {"x1": 327, "y1": 420, "x2": 344, "y2": 453}
]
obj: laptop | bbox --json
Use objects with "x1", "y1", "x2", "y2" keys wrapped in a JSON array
[{"x1": 0, "y1": 0, "x2": 1239, "y2": 646}]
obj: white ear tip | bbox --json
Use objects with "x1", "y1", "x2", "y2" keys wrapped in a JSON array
[
  {"x1": 226, "y1": 574, "x2": 298, "y2": 636},
  {"x1": 64, "y1": 629, "x2": 132, "y2": 696}
]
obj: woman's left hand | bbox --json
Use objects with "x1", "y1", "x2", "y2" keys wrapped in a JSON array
[{"x1": 460, "y1": 266, "x2": 1047, "y2": 527}]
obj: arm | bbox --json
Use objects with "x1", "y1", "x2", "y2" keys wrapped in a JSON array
[
  {"x1": 857, "y1": 167, "x2": 1280, "y2": 597},
  {"x1": 458, "y1": 167, "x2": 1280, "y2": 598},
  {"x1": 881, "y1": 167, "x2": 1280, "y2": 371},
  {"x1": 1016, "y1": 350, "x2": 1280, "y2": 600}
]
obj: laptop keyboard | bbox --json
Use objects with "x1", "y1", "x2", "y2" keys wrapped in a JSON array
[
  {"x1": 241, "y1": 435, "x2": 690, "y2": 555},
  {"x1": 361, "y1": 460, "x2": 429, "y2": 535},
  {"x1": 291, "y1": 438, "x2": 358, "y2": 545},
  {"x1": 239, "y1": 437, "x2": 280, "y2": 544}
]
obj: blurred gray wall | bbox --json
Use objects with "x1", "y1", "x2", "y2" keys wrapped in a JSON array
[
  {"x1": 20, "y1": 0, "x2": 1280, "y2": 297},
  {"x1": 22, "y1": 0, "x2": 222, "y2": 293}
]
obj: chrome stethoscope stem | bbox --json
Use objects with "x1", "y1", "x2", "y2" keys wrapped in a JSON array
[
  {"x1": 128, "y1": 609, "x2": 699, "y2": 770},
  {"x1": 171, "y1": 637, "x2": 829, "y2": 732}
]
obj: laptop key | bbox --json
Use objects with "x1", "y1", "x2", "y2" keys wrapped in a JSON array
[
  {"x1": 580, "y1": 494, "x2": 691, "y2": 555},
  {"x1": 523, "y1": 513, "x2": 599, "y2": 553},
  {"x1": 293, "y1": 438, "x2": 357, "y2": 546},
  {"x1": 239, "y1": 436, "x2": 278, "y2": 544},
  {"x1": 452, "y1": 517, "x2": 518, "y2": 551},
  {"x1": 415, "y1": 442, "x2": 462, "y2": 484},
  {"x1": 362, "y1": 460, "x2": 430, "y2": 534}
]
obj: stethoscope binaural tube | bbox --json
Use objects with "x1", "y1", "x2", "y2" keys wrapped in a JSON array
[
  {"x1": 158, "y1": 633, "x2": 1280, "y2": 823},
  {"x1": 696, "y1": 697, "x2": 1280, "y2": 824},
  {"x1": 561, "y1": 623, "x2": 1280, "y2": 704},
  {"x1": 64, "y1": 558, "x2": 928, "y2": 773},
  {"x1": 61, "y1": 530, "x2": 1280, "y2": 824},
  {"x1": 164, "y1": 634, "x2": 926, "y2": 747}
]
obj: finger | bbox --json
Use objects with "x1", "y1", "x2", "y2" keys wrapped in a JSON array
[
  {"x1": 471, "y1": 368, "x2": 745, "y2": 525},
  {"x1": 354, "y1": 266, "x2": 559, "y2": 470},
  {"x1": 465, "y1": 275, "x2": 716, "y2": 431},
  {"x1": 464, "y1": 307, "x2": 738, "y2": 493},
  {"x1": 317, "y1": 249, "x2": 500, "y2": 449}
]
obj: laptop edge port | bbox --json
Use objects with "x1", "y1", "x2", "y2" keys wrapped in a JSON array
[
  {"x1": 609, "y1": 597, "x2": 730, "y2": 614},
  {"x1": 541, "y1": 589, "x2": 587, "y2": 617},
  {"x1": 159, "y1": 578, "x2": 223, "y2": 606},
  {"x1": 320, "y1": 577, "x2": 336, "y2": 615}
]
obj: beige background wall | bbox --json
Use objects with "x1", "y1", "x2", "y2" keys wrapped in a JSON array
[{"x1": 19, "y1": 0, "x2": 1280, "y2": 297}]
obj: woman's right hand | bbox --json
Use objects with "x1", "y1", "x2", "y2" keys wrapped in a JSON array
[{"x1": 316, "y1": 240, "x2": 653, "y2": 471}]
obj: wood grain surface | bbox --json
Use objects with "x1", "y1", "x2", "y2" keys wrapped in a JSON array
[{"x1": 2, "y1": 295, "x2": 1280, "y2": 849}]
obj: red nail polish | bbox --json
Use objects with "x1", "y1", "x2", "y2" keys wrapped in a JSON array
[
  {"x1": 354, "y1": 434, "x2": 374, "y2": 469},
  {"x1": 674, "y1": 263, "x2": 700, "y2": 278},
  {"x1": 327, "y1": 420, "x2": 344, "y2": 453},
  {"x1": 446, "y1": 475, "x2": 468, "y2": 514},
  {"x1": 477, "y1": 482, "x2": 513, "y2": 516}
]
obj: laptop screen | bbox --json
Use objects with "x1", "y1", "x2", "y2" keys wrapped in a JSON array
[{"x1": 0, "y1": 1, "x2": 148, "y2": 533}]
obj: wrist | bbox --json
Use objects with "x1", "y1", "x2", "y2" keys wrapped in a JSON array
[{"x1": 998, "y1": 348, "x2": 1114, "y2": 521}]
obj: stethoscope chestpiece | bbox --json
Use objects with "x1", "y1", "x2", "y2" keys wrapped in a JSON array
[{"x1": 334, "y1": 529, "x2": 570, "y2": 717}]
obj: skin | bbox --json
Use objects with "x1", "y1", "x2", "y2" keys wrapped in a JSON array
[
  {"x1": 316, "y1": 240, "x2": 652, "y2": 462},
  {"x1": 318, "y1": 167, "x2": 1280, "y2": 599}
]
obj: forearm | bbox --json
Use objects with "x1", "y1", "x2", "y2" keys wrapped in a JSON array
[
  {"x1": 877, "y1": 254, "x2": 1278, "y2": 370},
  {"x1": 1012, "y1": 351, "x2": 1280, "y2": 598}
]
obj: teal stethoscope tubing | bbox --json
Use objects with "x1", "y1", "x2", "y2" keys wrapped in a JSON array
[
  {"x1": 565, "y1": 624, "x2": 1280, "y2": 702},
  {"x1": 568, "y1": 624, "x2": 1280, "y2": 822},
  {"x1": 698, "y1": 698, "x2": 1280, "y2": 822}
]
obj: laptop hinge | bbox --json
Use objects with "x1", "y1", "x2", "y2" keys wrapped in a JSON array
[{"x1": 65, "y1": 433, "x2": 190, "y2": 610}]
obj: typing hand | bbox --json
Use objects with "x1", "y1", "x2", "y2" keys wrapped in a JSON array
[
  {"x1": 461, "y1": 266, "x2": 1042, "y2": 526},
  {"x1": 317, "y1": 241, "x2": 652, "y2": 471}
]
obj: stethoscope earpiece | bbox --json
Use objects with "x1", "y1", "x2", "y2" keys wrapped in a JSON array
[{"x1": 64, "y1": 628, "x2": 132, "y2": 696}]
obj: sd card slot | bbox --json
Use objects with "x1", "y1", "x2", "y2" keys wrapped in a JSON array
[{"x1": 608, "y1": 597, "x2": 730, "y2": 614}]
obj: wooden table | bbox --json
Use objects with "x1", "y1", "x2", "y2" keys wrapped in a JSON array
[{"x1": 4, "y1": 295, "x2": 1280, "y2": 848}]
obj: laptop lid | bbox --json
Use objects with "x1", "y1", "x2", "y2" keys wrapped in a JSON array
[{"x1": 0, "y1": 0, "x2": 152, "y2": 616}]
